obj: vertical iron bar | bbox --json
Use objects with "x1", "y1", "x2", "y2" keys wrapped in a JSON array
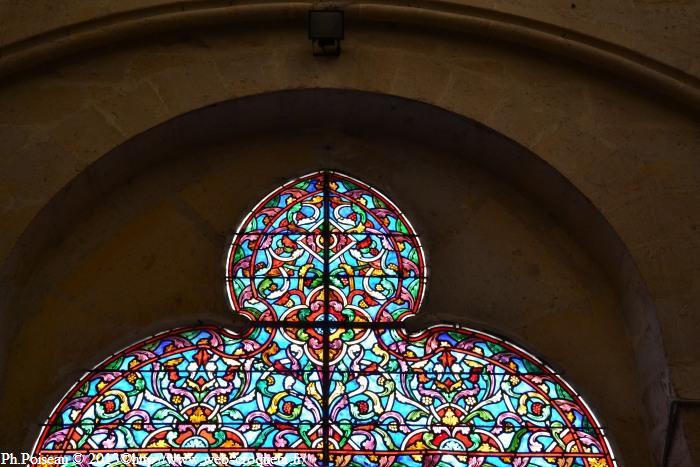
[{"x1": 321, "y1": 170, "x2": 331, "y2": 466}]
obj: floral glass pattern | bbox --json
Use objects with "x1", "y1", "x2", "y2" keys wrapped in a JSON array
[
  {"x1": 33, "y1": 172, "x2": 617, "y2": 466},
  {"x1": 226, "y1": 172, "x2": 426, "y2": 324}
]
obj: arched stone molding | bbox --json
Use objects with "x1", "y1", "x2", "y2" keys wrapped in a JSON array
[
  {"x1": 0, "y1": 89, "x2": 674, "y2": 465},
  {"x1": 1, "y1": 1, "x2": 699, "y2": 111},
  {"x1": 0, "y1": 12, "x2": 698, "y2": 463}
]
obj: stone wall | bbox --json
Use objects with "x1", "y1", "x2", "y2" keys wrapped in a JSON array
[{"x1": 0, "y1": 2, "x2": 698, "y2": 464}]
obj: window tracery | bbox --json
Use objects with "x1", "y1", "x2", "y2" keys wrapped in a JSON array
[{"x1": 33, "y1": 171, "x2": 616, "y2": 466}]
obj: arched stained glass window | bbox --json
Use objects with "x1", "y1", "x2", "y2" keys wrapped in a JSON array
[
  {"x1": 33, "y1": 171, "x2": 617, "y2": 466},
  {"x1": 225, "y1": 172, "x2": 426, "y2": 324}
]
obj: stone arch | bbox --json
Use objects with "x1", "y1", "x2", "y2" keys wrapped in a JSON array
[
  {"x1": 0, "y1": 89, "x2": 669, "y2": 465},
  {"x1": 1, "y1": 2, "x2": 698, "y2": 111}
]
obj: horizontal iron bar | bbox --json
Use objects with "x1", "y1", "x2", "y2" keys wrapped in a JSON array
[
  {"x1": 37, "y1": 448, "x2": 608, "y2": 458},
  {"x1": 75, "y1": 369, "x2": 551, "y2": 376},
  {"x1": 229, "y1": 232, "x2": 422, "y2": 238},
  {"x1": 39, "y1": 421, "x2": 606, "y2": 431},
  {"x1": 225, "y1": 275, "x2": 427, "y2": 279}
]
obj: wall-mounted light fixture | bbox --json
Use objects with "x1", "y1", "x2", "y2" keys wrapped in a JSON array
[{"x1": 308, "y1": 10, "x2": 344, "y2": 56}]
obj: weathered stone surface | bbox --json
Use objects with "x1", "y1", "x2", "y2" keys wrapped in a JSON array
[{"x1": 0, "y1": 4, "x2": 698, "y2": 464}]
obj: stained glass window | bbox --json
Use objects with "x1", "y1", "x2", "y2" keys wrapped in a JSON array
[
  {"x1": 33, "y1": 171, "x2": 617, "y2": 466},
  {"x1": 225, "y1": 172, "x2": 426, "y2": 324}
]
